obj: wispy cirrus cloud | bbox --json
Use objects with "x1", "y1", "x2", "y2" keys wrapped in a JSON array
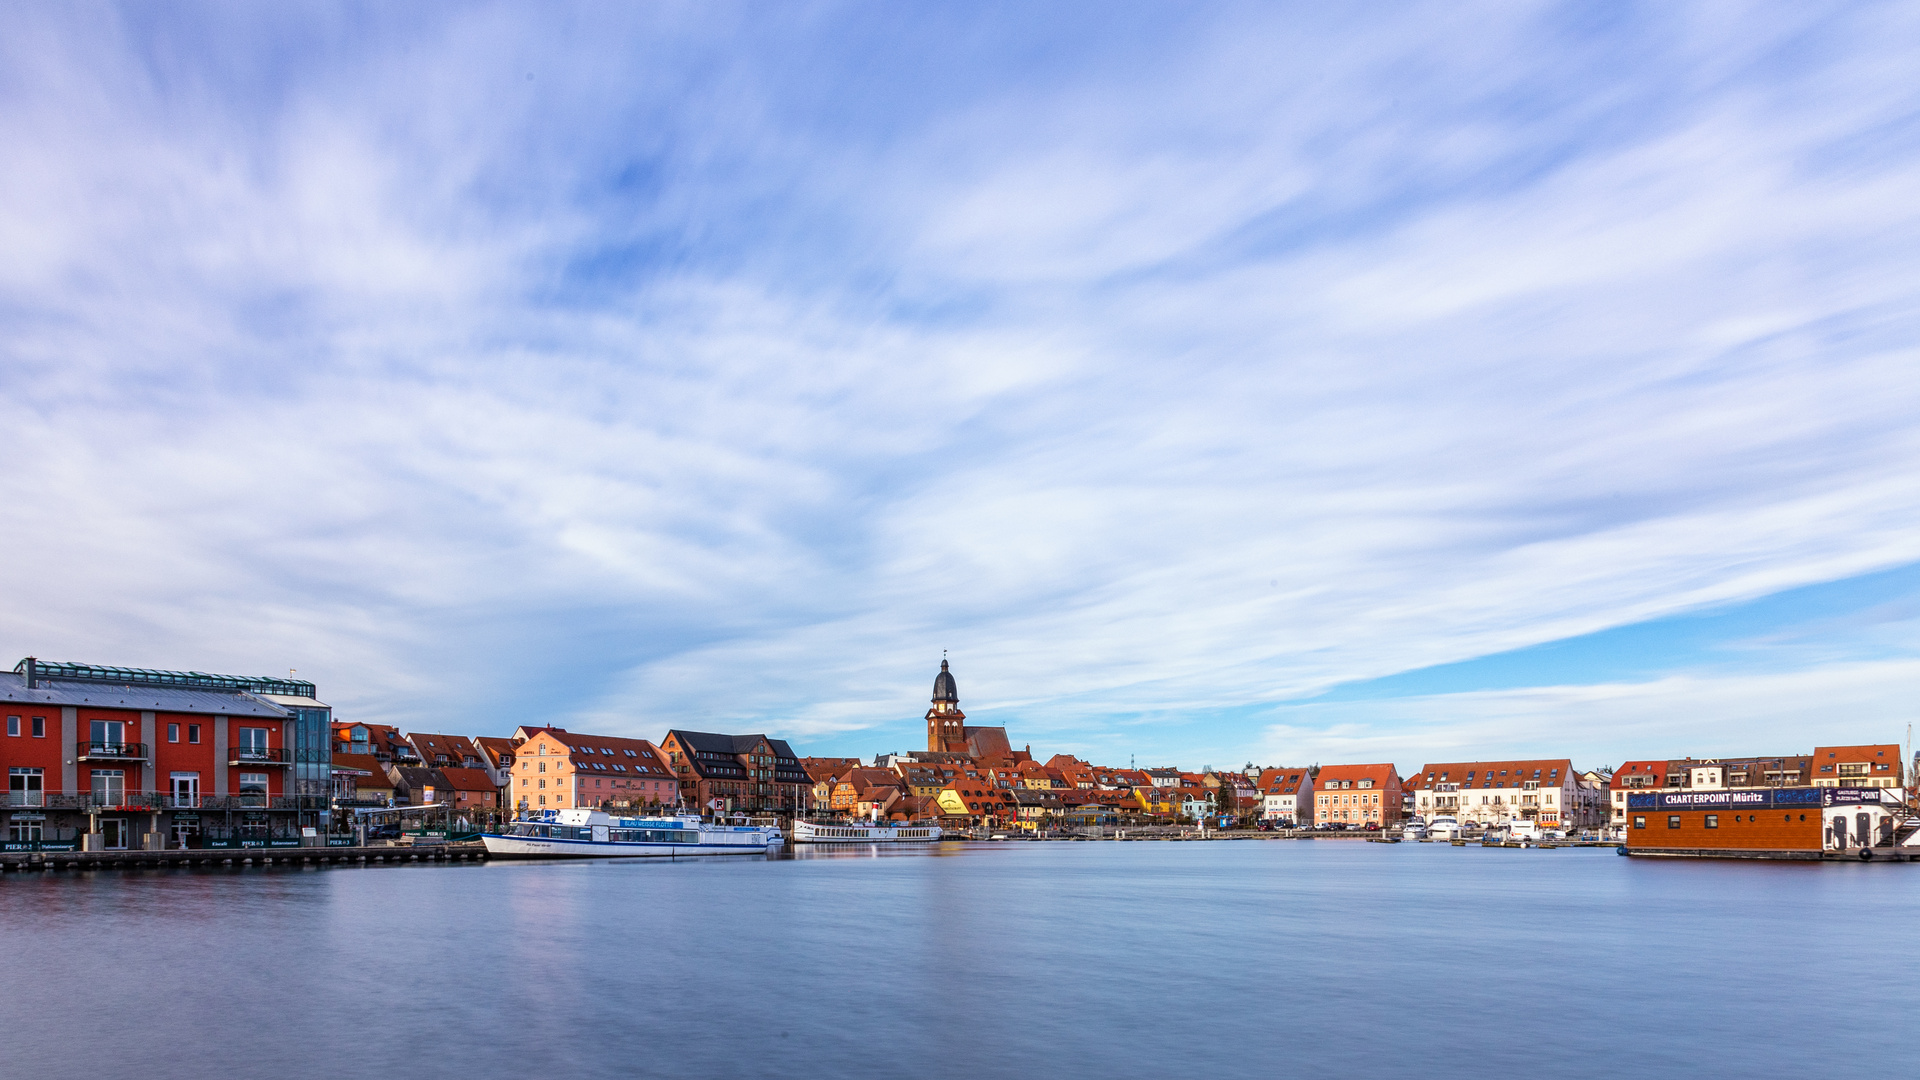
[{"x1": 2, "y1": 2, "x2": 1918, "y2": 767}]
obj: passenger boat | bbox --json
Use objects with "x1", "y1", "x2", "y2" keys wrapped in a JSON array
[
  {"x1": 791, "y1": 819, "x2": 942, "y2": 843},
  {"x1": 482, "y1": 808, "x2": 783, "y2": 858}
]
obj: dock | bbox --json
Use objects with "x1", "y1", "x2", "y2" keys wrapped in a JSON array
[{"x1": 0, "y1": 843, "x2": 490, "y2": 872}]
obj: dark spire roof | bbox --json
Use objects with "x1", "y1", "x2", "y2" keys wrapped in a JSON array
[{"x1": 931, "y1": 659, "x2": 958, "y2": 704}]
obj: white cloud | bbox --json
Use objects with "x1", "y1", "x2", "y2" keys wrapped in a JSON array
[
  {"x1": 1252, "y1": 660, "x2": 1920, "y2": 775},
  {"x1": 1, "y1": 4, "x2": 1918, "y2": 763}
]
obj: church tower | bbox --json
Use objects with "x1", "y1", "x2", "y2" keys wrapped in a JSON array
[{"x1": 926, "y1": 658, "x2": 967, "y2": 754}]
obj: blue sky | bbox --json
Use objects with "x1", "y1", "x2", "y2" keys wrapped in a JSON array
[{"x1": 3, "y1": 2, "x2": 1919, "y2": 772}]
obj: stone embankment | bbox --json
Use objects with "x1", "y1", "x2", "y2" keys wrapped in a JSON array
[{"x1": 0, "y1": 842, "x2": 489, "y2": 872}]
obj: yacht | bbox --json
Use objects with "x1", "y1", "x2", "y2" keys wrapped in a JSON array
[{"x1": 483, "y1": 808, "x2": 783, "y2": 858}]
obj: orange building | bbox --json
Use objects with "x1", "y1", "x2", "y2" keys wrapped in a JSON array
[
  {"x1": 508, "y1": 728, "x2": 677, "y2": 813},
  {"x1": 1624, "y1": 787, "x2": 1824, "y2": 856},
  {"x1": 1313, "y1": 764, "x2": 1402, "y2": 827},
  {"x1": 1810, "y1": 744, "x2": 1904, "y2": 788}
]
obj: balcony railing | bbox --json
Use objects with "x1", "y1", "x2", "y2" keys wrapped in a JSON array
[
  {"x1": 76, "y1": 741, "x2": 149, "y2": 761},
  {"x1": 227, "y1": 747, "x2": 291, "y2": 766},
  {"x1": 11, "y1": 791, "x2": 329, "y2": 812}
]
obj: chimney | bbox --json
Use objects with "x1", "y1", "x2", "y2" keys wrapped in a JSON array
[{"x1": 23, "y1": 656, "x2": 36, "y2": 690}]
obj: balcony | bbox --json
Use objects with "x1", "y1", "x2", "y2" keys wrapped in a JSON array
[
  {"x1": 17, "y1": 792, "x2": 323, "y2": 812},
  {"x1": 6, "y1": 791, "x2": 46, "y2": 808},
  {"x1": 76, "y1": 741, "x2": 149, "y2": 762},
  {"x1": 228, "y1": 747, "x2": 292, "y2": 767}
]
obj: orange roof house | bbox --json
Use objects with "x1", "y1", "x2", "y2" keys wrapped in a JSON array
[
  {"x1": 1313, "y1": 764, "x2": 1402, "y2": 827},
  {"x1": 509, "y1": 727, "x2": 678, "y2": 813},
  {"x1": 1811, "y1": 744, "x2": 1903, "y2": 788}
]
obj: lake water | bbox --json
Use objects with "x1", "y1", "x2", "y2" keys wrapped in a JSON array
[{"x1": 4, "y1": 839, "x2": 1916, "y2": 1079}]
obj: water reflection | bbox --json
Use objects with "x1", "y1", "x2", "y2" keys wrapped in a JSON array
[{"x1": 3, "y1": 841, "x2": 1915, "y2": 1079}]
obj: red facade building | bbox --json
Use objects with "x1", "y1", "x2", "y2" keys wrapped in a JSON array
[{"x1": 3, "y1": 658, "x2": 332, "y2": 851}]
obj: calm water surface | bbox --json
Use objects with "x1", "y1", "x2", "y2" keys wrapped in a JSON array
[{"x1": 4, "y1": 840, "x2": 1916, "y2": 1079}]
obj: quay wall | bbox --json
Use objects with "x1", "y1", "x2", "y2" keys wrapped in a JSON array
[{"x1": 0, "y1": 844, "x2": 488, "y2": 873}]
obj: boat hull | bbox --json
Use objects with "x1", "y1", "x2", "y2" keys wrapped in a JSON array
[{"x1": 481, "y1": 834, "x2": 779, "y2": 858}]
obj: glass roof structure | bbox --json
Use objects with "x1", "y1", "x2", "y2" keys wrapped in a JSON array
[{"x1": 14, "y1": 658, "x2": 316, "y2": 699}]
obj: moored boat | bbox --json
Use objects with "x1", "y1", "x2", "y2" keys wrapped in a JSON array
[
  {"x1": 792, "y1": 819, "x2": 942, "y2": 843},
  {"x1": 482, "y1": 808, "x2": 783, "y2": 858}
]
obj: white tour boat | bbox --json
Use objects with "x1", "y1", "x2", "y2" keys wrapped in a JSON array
[
  {"x1": 482, "y1": 808, "x2": 783, "y2": 858},
  {"x1": 792, "y1": 819, "x2": 942, "y2": 843}
]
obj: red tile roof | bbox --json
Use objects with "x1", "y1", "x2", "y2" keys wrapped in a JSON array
[
  {"x1": 1405, "y1": 759, "x2": 1573, "y2": 791},
  {"x1": 1314, "y1": 763, "x2": 1400, "y2": 790}
]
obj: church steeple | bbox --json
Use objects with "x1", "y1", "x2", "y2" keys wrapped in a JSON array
[
  {"x1": 932, "y1": 659, "x2": 958, "y2": 704},
  {"x1": 926, "y1": 657, "x2": 967, "y2": 753}
]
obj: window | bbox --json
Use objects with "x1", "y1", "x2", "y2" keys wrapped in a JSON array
[
  {"x1": 6, "y1": 716, "x2": 16, "y2": 737},
  {"x1": 90, "y1": 769, "x2": 126, "y2": 805},
  {"x1": 238, "y1": 773, "x2": 269, "y2": 804},
  {"x1": 9, "y1": 767, "x2": 45, "y2": 807},
  {"x1": 8, "y1": 820, "x2": 42, "y2": 844},
  {"x1": 187, "y1": 724, "x2": 200, "y2": 744},
  {"x1": 31, "y1": 716, "x2": 44, "y2": 738},
  {"x1": 1705, "y1": 815, "x2": 1718, "y2": 829},
  {"x1": 1668, "y1": 816, "x2": 1681, "y2": 829},
  {"x1": 168, "y1": 723, "x2": 179, "y2": 743},
  {"x1": 538, "y1": 761, "x2": 546, "y2": 773},
  {"x1": 624, "y1": 749, "x2": 636, "y2": 757},
  {"x1": 1633, "y1": 816, "x2": 1646, "y2": 829},
  {"x1": 238, "y1": 727, "x2": 269, "y2": 757}
]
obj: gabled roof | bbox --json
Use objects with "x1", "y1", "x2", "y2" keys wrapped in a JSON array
[
  {"x1": 1405, "y1": 759, "x2": 1572, "y2": 791},
  {"x1": 1812, "y1": 744, "x2": 1902, "y2": 779},
  {"x1": 436, "y1": 767, "x2": 499, "y2": 793},
  {"x1": 388, "y1": 766, "x2": 453, "y2": 795},
  {"x1": 1609, "y1": 760, "x2": 1671, "y2": 790},
  {"x1": 1258, "y1": 768, "x2": 1311, "y2": 795},
  {"x1": 331, "y1": 753, "x2": 391, "y2": 784},
  {"x1": 406, "y1": 732, "x2": 485, "y2": 766},
  {"x1": 472, "y1": 736, "x2": 519, "y2": 767},
  {"x1": 665, "y1": 729, "x2": 807, "y2": 782},
  {"x1": 1314, "y1": 763, "x2": 1400, "y2": 789}
]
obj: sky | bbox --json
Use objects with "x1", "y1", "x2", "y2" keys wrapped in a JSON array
[{"x1": 3, "y1": 2, "x2": 1919, "y2": 773}]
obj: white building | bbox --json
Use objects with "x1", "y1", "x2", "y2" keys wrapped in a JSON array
[
  {"x1": 1257, "y1": 767, "x2": 1314, "y2": 825},
  {"x1": 1406, "y1": 758, "x2": 1600, "y2": 829}
]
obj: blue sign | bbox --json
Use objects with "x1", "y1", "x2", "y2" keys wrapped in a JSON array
[
  {"x1": 1822, "y1": 787, "x2": 1890, "y2": 807},
  {"x1": 1626, "y1": 788, "x2": 1824, "y2": 811}
]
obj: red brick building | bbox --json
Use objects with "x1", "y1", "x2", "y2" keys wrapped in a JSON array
[{"x1": 659, "y1": 730, "x2": 810, "y2": 815}]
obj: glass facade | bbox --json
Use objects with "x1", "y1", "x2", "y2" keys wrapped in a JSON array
[{"x1": 289, "y1": 706, "x2": 332, "y2": 832}]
